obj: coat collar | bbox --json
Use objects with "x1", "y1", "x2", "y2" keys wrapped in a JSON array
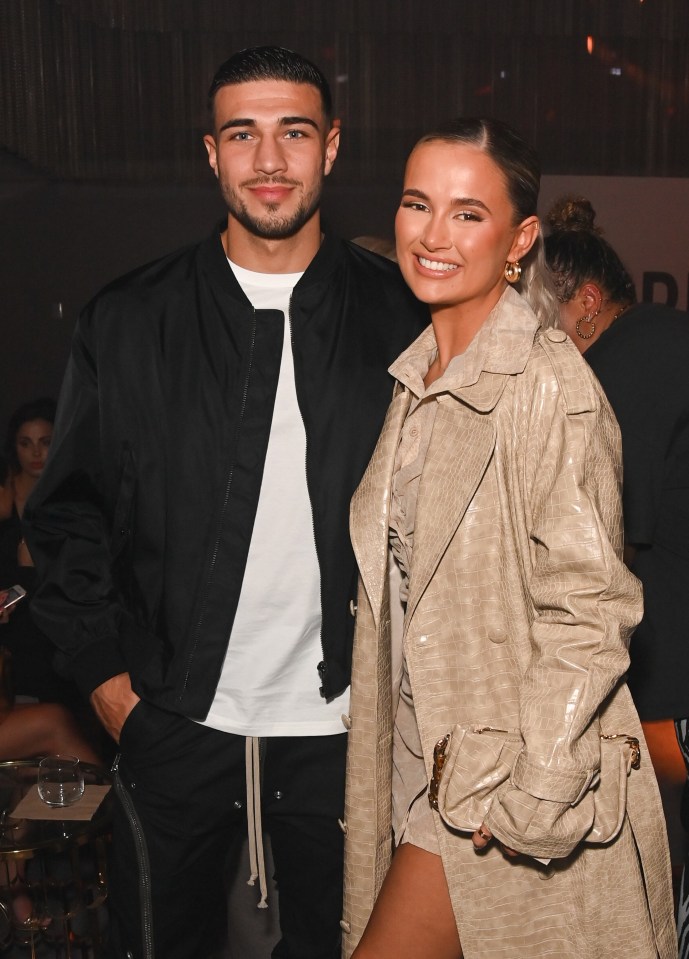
[{"x1": 389, "y1": 286, "x2": 540, "y2": 412}]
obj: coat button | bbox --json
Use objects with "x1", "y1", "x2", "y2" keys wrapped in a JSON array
[
  {"x1": 340, "y1": 920, "x2": 351, "y2": 934},
  {"x1": 349, "y1": 599, "x2": 357, "y2": 617},
  {"x1": 546, "y1": 328, "x2": 568, "y2": 343},
  {"x1": 341, "y1": 713, "x2": 352, "y2": 730},
  {"x1": 338, "y1": 818, "x2": 348, "y2": 835},
  {"x1": 273, "y1": 790, "x2": 283, "y2": 800}
]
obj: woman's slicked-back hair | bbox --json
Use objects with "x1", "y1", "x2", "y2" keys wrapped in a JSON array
[
  {"x1": 4, "y1": 397, "x2": 56, "y2": 471},
  {"x1": 207, "y1": 45, "x2": 332, "y2": 125},
  {"x1": 417, "y1": 118, "x2": 540, "y2": 224},
  {"x1": 413, "y1": 117, "x2": 559, "y2": 327}
]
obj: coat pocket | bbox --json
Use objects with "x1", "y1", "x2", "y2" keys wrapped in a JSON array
[
  {"x1": 429, "y1": 724, "x2": 523, "y2": 832},
  {"x1": 428, "y1": 724, "x2": 641, "y2": 845}
]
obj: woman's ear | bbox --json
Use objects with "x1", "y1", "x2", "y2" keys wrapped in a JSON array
[
  {"x1": 577, "y1": 282, "x2": 604, "y2": 317},
  {"x1": 509, "y1": 215, "x2": 540, "y2": 262}
]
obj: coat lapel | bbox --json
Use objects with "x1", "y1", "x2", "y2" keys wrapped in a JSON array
[
  {"x1": 350, "y1": 389, "x2": 411, "y2": 627},
  {"x1": 405, "y1": 396, "x2": 497, "y2": 624}
]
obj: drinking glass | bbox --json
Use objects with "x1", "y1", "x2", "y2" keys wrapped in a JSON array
[{"x1": 37, "y1": 756, "x2": 85, "y2": 807}]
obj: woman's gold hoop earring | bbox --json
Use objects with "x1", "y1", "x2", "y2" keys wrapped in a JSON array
[
  {"x1": 504, "y1": 260, "x2": 522, "y2": 284},
  {"x1": 575, "y1": 312, "x2": 598, "y2": 340}
]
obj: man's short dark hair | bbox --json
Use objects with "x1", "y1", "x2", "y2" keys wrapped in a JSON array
[{"x1": 207, "y1": 46, "x2": 333, "y2": 125}]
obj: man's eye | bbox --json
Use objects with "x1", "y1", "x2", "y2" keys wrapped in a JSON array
[
  {"x1": 231, "y1": 131, "x2": 253, "y2": 141},
  {"x1": 285, "y1": 130, "x2": 305, "y2": 139}
]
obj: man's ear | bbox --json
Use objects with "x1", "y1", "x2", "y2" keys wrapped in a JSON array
[
  {"x1": 203, "y1": 134, "x2": 219, "y2": 178},
  {"x1": 323, "y1": 122, "x2": 341, "y2": 176}
]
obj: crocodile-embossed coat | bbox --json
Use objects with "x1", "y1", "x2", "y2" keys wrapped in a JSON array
[{"x1": 343, "y1": 289, "x2": 677, "y2": 959}]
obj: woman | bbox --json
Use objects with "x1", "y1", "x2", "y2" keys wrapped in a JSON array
[
  {"x1": 341, "y1": 120, "x2": 676, "y2": 959},
  {"x1": 0, "y1": 399, "x2": 76, "y2": 701},
  {"x1": 545, "y1": 196, "x2": 689, "y2": 958}
]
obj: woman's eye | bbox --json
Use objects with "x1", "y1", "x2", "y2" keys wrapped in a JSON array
[
  {"x1": 401, "y1": 201, "x2": 429, "y2": 212},
  {"x1": 455, "y1": 211, "x2": 481, "y2": 222}
]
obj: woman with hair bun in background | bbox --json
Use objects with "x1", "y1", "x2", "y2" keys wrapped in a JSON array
[{"x1": 545, "y1": 197, "x2": 689, "y2": 957}]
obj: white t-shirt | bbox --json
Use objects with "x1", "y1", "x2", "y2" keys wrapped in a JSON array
[{"x1": 202, "y1": 260, "x2": 350, "y2": 736}]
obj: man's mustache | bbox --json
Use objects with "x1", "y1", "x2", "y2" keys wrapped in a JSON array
[{"x1": 241, "y1": 177, "x2": 301, "y2": 188}]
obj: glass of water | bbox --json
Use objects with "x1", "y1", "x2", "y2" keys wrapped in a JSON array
[{"x1": 37, "y1": 755, "x2": 85, "y2": 807}]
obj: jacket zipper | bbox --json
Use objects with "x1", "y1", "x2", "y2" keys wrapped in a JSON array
[
  {"x1": 287, "y1": 299, "x2": 327, "y2": 694},
  {"x1": 112, "y1": 753, "x2": 154, "y2": 959},
  {"x1": 179, "y1": 312, "x2": 258, "y2": 699}
]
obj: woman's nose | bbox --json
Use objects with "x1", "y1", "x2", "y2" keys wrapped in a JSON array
[{"x1": 421, "y1": 216, "x2": 452, "y2": 251}]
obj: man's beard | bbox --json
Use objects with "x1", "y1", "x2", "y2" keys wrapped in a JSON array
[{"x1": 220, "y1": 176, "x2": 323, "y2": 240}]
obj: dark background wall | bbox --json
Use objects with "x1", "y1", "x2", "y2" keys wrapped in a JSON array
[{"x1": 2, "y1": 0, "x2": 689, "y2": 435}]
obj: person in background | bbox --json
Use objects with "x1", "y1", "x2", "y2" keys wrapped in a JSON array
[
  {"x1": 23, "y1": 45, "x2": 427, "y2": 959},
  {"x1": 0, "y1": 399, "x2": 80, "y2": 705},
  {"x1": 351, "y1": 235, "x2": 397, "y2": 261},
  {"x1": 341, "y1": 119, "x2": 676, "y2": 959},
  {"x1": 545, "y1": 195, "x2": 689, "y2": 958}
]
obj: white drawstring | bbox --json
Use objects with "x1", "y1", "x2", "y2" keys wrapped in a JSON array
[{"x1": 245, "y1": 736, "x2": 268, "y2": 908}]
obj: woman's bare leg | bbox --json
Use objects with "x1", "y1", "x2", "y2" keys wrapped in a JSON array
[
  {"x1": 352, "y1": 843, "x2": 462, "y2": 959},
  {"x1": 0, "y1": 702, "x2": 101, "y2": 763}
]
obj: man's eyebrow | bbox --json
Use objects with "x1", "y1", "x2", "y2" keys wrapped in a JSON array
[
  {"x1": 218, "y1": 118, "x2": 256, "y2": 133},
  {"x1": 279, "y1": 116, "x2": 319, "y2": 130},
  {"x1": 218, "y1": 116, "x2": 320, "y2": 134},
  {"x1": 401, "y1": 188, "x2": 491, "y2": 213}
]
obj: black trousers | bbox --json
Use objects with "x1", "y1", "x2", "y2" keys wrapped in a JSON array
[{"x1": 108, "y1": 700, "x2": 347, "y2": 959}]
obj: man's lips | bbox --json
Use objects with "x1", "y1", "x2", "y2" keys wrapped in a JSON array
[{"x1": 248, "y1": 185, "x2": 294, "y2": 203}]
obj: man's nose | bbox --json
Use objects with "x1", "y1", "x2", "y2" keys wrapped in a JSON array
[{"x1": 253, "y1": 136, "x2": 287, "y2": 176}]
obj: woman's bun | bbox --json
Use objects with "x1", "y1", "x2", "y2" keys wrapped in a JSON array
[{"x1": 546, "y1": 195, "x2": 601, "y2": 234}]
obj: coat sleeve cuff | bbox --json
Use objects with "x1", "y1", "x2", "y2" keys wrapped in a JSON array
[{"x1": 510, "y1": 751, "x2": 597, "y2": 805}]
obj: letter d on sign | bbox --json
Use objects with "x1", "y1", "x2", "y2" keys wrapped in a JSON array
[{"x1": 642, "y1": 271, "x2": 678, "y2": 307}]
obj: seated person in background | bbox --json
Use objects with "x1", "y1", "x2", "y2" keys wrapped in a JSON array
[
  {"x1": 545, "y1": 195, "x2": 689, "y2": 957},
  {"x1": 0, "y1": 666, "x2": 101, "y2": 763}
]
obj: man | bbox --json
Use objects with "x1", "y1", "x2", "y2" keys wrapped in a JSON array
[{"x1": 24, "y1": 46, "x2": 427, "y2": 959}]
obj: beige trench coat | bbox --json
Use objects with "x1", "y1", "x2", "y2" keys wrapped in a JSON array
[{"x1": 343, "y1": 289, "x2": 677, "y2": 959}]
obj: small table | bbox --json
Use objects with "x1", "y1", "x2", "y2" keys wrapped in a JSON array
[{"x1": 0, "y1": 760, "x2": 112, "y2": 958}]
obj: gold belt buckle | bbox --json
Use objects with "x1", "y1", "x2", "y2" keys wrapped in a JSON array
[
  {"x1": 428, "y1": 733, "x2": 450, "y2": 810},
  {"x1": 601, "y1": 733, "x2": 641, "y2": 770}
]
